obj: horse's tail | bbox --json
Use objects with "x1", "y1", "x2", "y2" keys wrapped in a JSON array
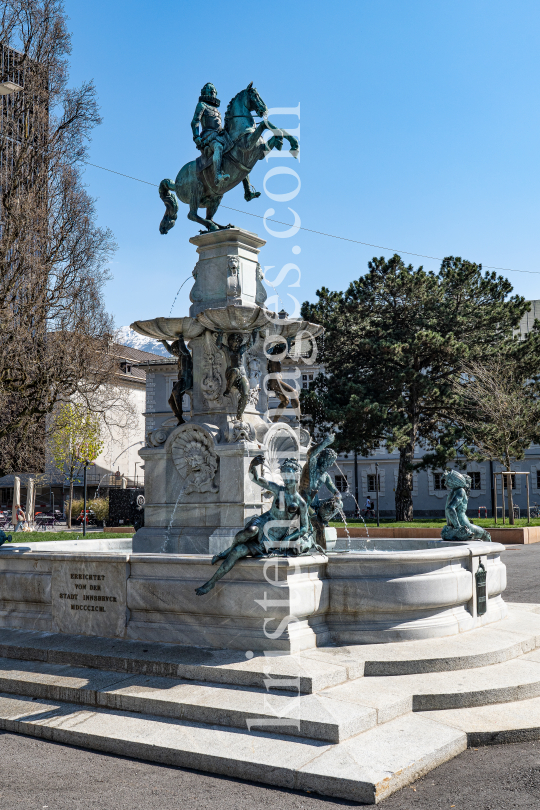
[{"x1": 159, "y1": 179, "x2": 179, "y2": 234}]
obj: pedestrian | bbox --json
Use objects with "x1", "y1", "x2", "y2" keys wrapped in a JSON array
[{"x1": 14, "y1": 504, "x2": 27, "y2": 532}]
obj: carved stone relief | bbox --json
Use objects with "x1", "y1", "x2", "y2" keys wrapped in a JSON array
[
  {"x1": 147, "y1": 428, "x2": 168, "y2": 447},
  {"x1": 247, "y1": 386, "x2": 260, "y2": 408},
  {"x1": 201, "y1": 329, "x2": 225, "y2": 408},
  {"x1": 171, "y1": 425, "x2": 219, "y2": 494},
  {"x1": 190, "y1": 261, "x2": 204, "y2": 303},
  {"x1": 255, "y1": 262, "x2": 267, "y2": 305},
  {"x1": 226, "y1": 256, "x2": 241, "y2": 299},
  {"x1": 225, "y1": 419, "x2": 255, "y2": 443}
]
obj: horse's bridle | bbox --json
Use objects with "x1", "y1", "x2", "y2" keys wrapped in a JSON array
[{"x1": 228, "y1": 90, "x2": 267, "y2": 119}]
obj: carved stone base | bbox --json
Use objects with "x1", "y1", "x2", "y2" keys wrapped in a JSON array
[
  {"x1": 132, "y1": 526, "x2": 242, "y2": 555},
  {"x1": 134, "y1": 421, "x2": 306, "y2": 554}
]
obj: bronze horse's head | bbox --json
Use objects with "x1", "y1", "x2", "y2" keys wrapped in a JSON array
[{"x1": 246, "y1": 81, "x2": 268, "y2": 118}]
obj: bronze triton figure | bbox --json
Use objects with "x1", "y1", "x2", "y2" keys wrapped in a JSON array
[
  {"x1": 161, "y1": 336, "x2": 193, "y2": 425},
  {"x1": 216, "y1": 330, "x2": 257, "y2": 422},
  {"x1": 441, "y1": 470, "x2": 491, "y2": 542},
  {"x1": 159, "y1": 82, "x2": 299, "y2": 233},
  {"x1": 300, "y1": 433, "x2": 343, "y2": 549},
  {"x1": 195, "y1": 456, "x2": 314, "y2": 595},
  {"x1": 266, "y1": 339, "x2": 300, "y2": 423}
]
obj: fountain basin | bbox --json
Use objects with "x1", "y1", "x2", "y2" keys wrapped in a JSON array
[{"x1": 0, "y1": 538, "x2": 506, "y2": 651}]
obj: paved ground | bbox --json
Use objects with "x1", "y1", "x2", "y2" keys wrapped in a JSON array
[{"x1": 0, "y1": 543, "x2": 539, "y2": 810}]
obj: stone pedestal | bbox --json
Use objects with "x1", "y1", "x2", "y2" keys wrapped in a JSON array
[
  {"x1": 133, "y1": 420, "x2": 308, "y2": 554},
  {"x1": 131, "y1": 228, "x2": 319, "y2": 555},
  {"x1": 188, "y1": 228, "x2": 267, "y2": 316}
]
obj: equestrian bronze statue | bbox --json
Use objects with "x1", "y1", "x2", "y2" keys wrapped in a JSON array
[{"x1": 159, "y1": 82, "x2": 299, "y2": 233}]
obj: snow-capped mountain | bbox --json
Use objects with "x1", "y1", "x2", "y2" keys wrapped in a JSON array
[{"x1": 115, "y1": 326, "x2": 169, "y2": 357}]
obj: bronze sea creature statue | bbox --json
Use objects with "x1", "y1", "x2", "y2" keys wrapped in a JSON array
[
  {"x1": 216, "y1": 329, "x2": 257, "y2": 422},
  {"x1": 441, "y1": 470, "x2": 491, "y2": 542},
  {"x1": 299, "y1": 433, "x2": 343, "y2": 549},
  {"x1": 161, "y1": 337, "x2": 193, "y2": 425},
  {"x1": 266, "y1": 339, "x2": 300, "y2": 423},
  {"x1": 0, "y1": 530, "x2": 12, "y2": 546},
  {"x1": 159, "y1": 82, "x2": 299, "y2": 233},
  {"x1": 195, "y1": 456, "x2": 314, "y2": 595}
]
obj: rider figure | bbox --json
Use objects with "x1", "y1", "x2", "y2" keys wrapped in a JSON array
[{"x1": 191, "y1": 83, "x2": 232, "y2": 188}]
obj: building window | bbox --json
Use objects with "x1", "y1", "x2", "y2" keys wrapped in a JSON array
[
  {"x1": 301, "y1": 373, "x2": 315, "y2": 390},
  {"x1": 469, "y1": 471, "x2": 481, "y2": 490},
  {"x1": 433, "y1": 472, "x2": 446, "y2": 490},
  {"x1": 367, "y1": 474, "x2": 381, "y2": 492},
  {"x1": 537, "y1": 470, "x2": 540, "y2": 491},
  {"x1": 335, "y1": 474, "x2": 348, "y2": 493}
]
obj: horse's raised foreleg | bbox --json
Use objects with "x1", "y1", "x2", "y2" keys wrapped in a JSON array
[
  {"x1": 159, "y1": 179, "x2": 179, "y2": 234},
  {"x1": 245, "y1": 120, "x2": 268, "y2": 150},
  {"x1": 265, "y1": 120, "x2": 299, "y2": 158}
]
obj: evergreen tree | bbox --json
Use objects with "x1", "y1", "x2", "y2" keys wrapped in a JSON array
[{"x1": 301, "y1": 255, "x2": 539, "y2": 520}]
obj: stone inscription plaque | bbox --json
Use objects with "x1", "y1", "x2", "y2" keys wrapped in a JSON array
[{"x1": 51, "y1": 558, "x2": 128, "y2": 638}]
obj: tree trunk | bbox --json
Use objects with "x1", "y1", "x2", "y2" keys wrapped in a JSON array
[
  {"x1": 67, "y1": 480, "x2": 73, "y2": 529},
  {"x1": 396, "y1": 443, "x2": 415, "y2": 521},
  {"x1": 507, "y1": 470, "x2": 515, "y2": 525}
]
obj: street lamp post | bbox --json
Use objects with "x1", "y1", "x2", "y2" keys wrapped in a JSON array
[
  {"x1": 83, "y1": 460, "x2": 90, "y2": 537},
  {"x1": 354, "y1": 452, "x2": 359, "y2": 518},
  {"x1": 375, "y1": 462, "x2": 380, "y2": 527}
]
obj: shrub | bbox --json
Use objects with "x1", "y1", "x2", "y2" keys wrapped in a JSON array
[{"x1": 91, "y1": 497, "x2": 109, "y2": 522}]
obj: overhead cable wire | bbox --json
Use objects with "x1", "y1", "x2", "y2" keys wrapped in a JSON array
[{"x1": 82, "y1": 160, "x2": 540, "y2": 277}]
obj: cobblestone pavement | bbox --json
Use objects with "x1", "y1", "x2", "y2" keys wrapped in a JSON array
[{"x1": 0, "y1": 543, "x2": 539, "y2": 810}]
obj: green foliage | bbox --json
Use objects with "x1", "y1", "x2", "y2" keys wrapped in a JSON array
[
  {"x1": 64, "y1": 497, "x2": 108, "y2": 521},
  {"x1": 91, "y1": 497, "x2": 109, "y2": 522},
  {"x1": 65, "y1": 498, "x2": 84, "y2": 519},
  {"x1": 51, "y1": 402, "x2": 104, "y2": 528},
  {"x1": 302, "y1": 254, "x2": 540, "y2": 519},
  {"x1": 9, "y1": 531, "x2": 133, "y2": 543},
  {"x1": 50, "y1": 403, "x2": 104, "y2": 481}
]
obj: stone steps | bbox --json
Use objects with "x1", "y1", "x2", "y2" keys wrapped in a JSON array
[
  {"x1": 0, "y1": 606, "x2": 538, "y2": 693},
  {"x1": 406, "y1": 649, "x2": 540, "y2": 710},
  {"x1": 323, "y1": 653, "x2": 540, "y2": 712},
  {"x1": 419, "y1": 694, "x2": 540, "y2": 746},
  {"x1": 0, "y1": 657, "x2": 383, "y2": 744},
  {"x1": 2, "y1": 609, "x2": 540, "y2": 801},
  {"x1": 3, "y1": 642, "x2": 540, "y2": 744},
  {"x1": 0, "y1": 692, "x2": 466, "y2": 805}
]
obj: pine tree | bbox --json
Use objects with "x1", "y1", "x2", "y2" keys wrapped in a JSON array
[{"x1": 301, "y1": 255, "x2": 539, "y2": 520}]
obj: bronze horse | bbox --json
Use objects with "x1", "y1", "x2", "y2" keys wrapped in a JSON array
[{"x1": 159, "y1": 83, "x2": 299, "y2": 233}]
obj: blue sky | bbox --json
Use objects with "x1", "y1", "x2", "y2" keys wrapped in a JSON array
[{"x1": 64, "y1": 0, "x2": 540, "y2": 328}]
